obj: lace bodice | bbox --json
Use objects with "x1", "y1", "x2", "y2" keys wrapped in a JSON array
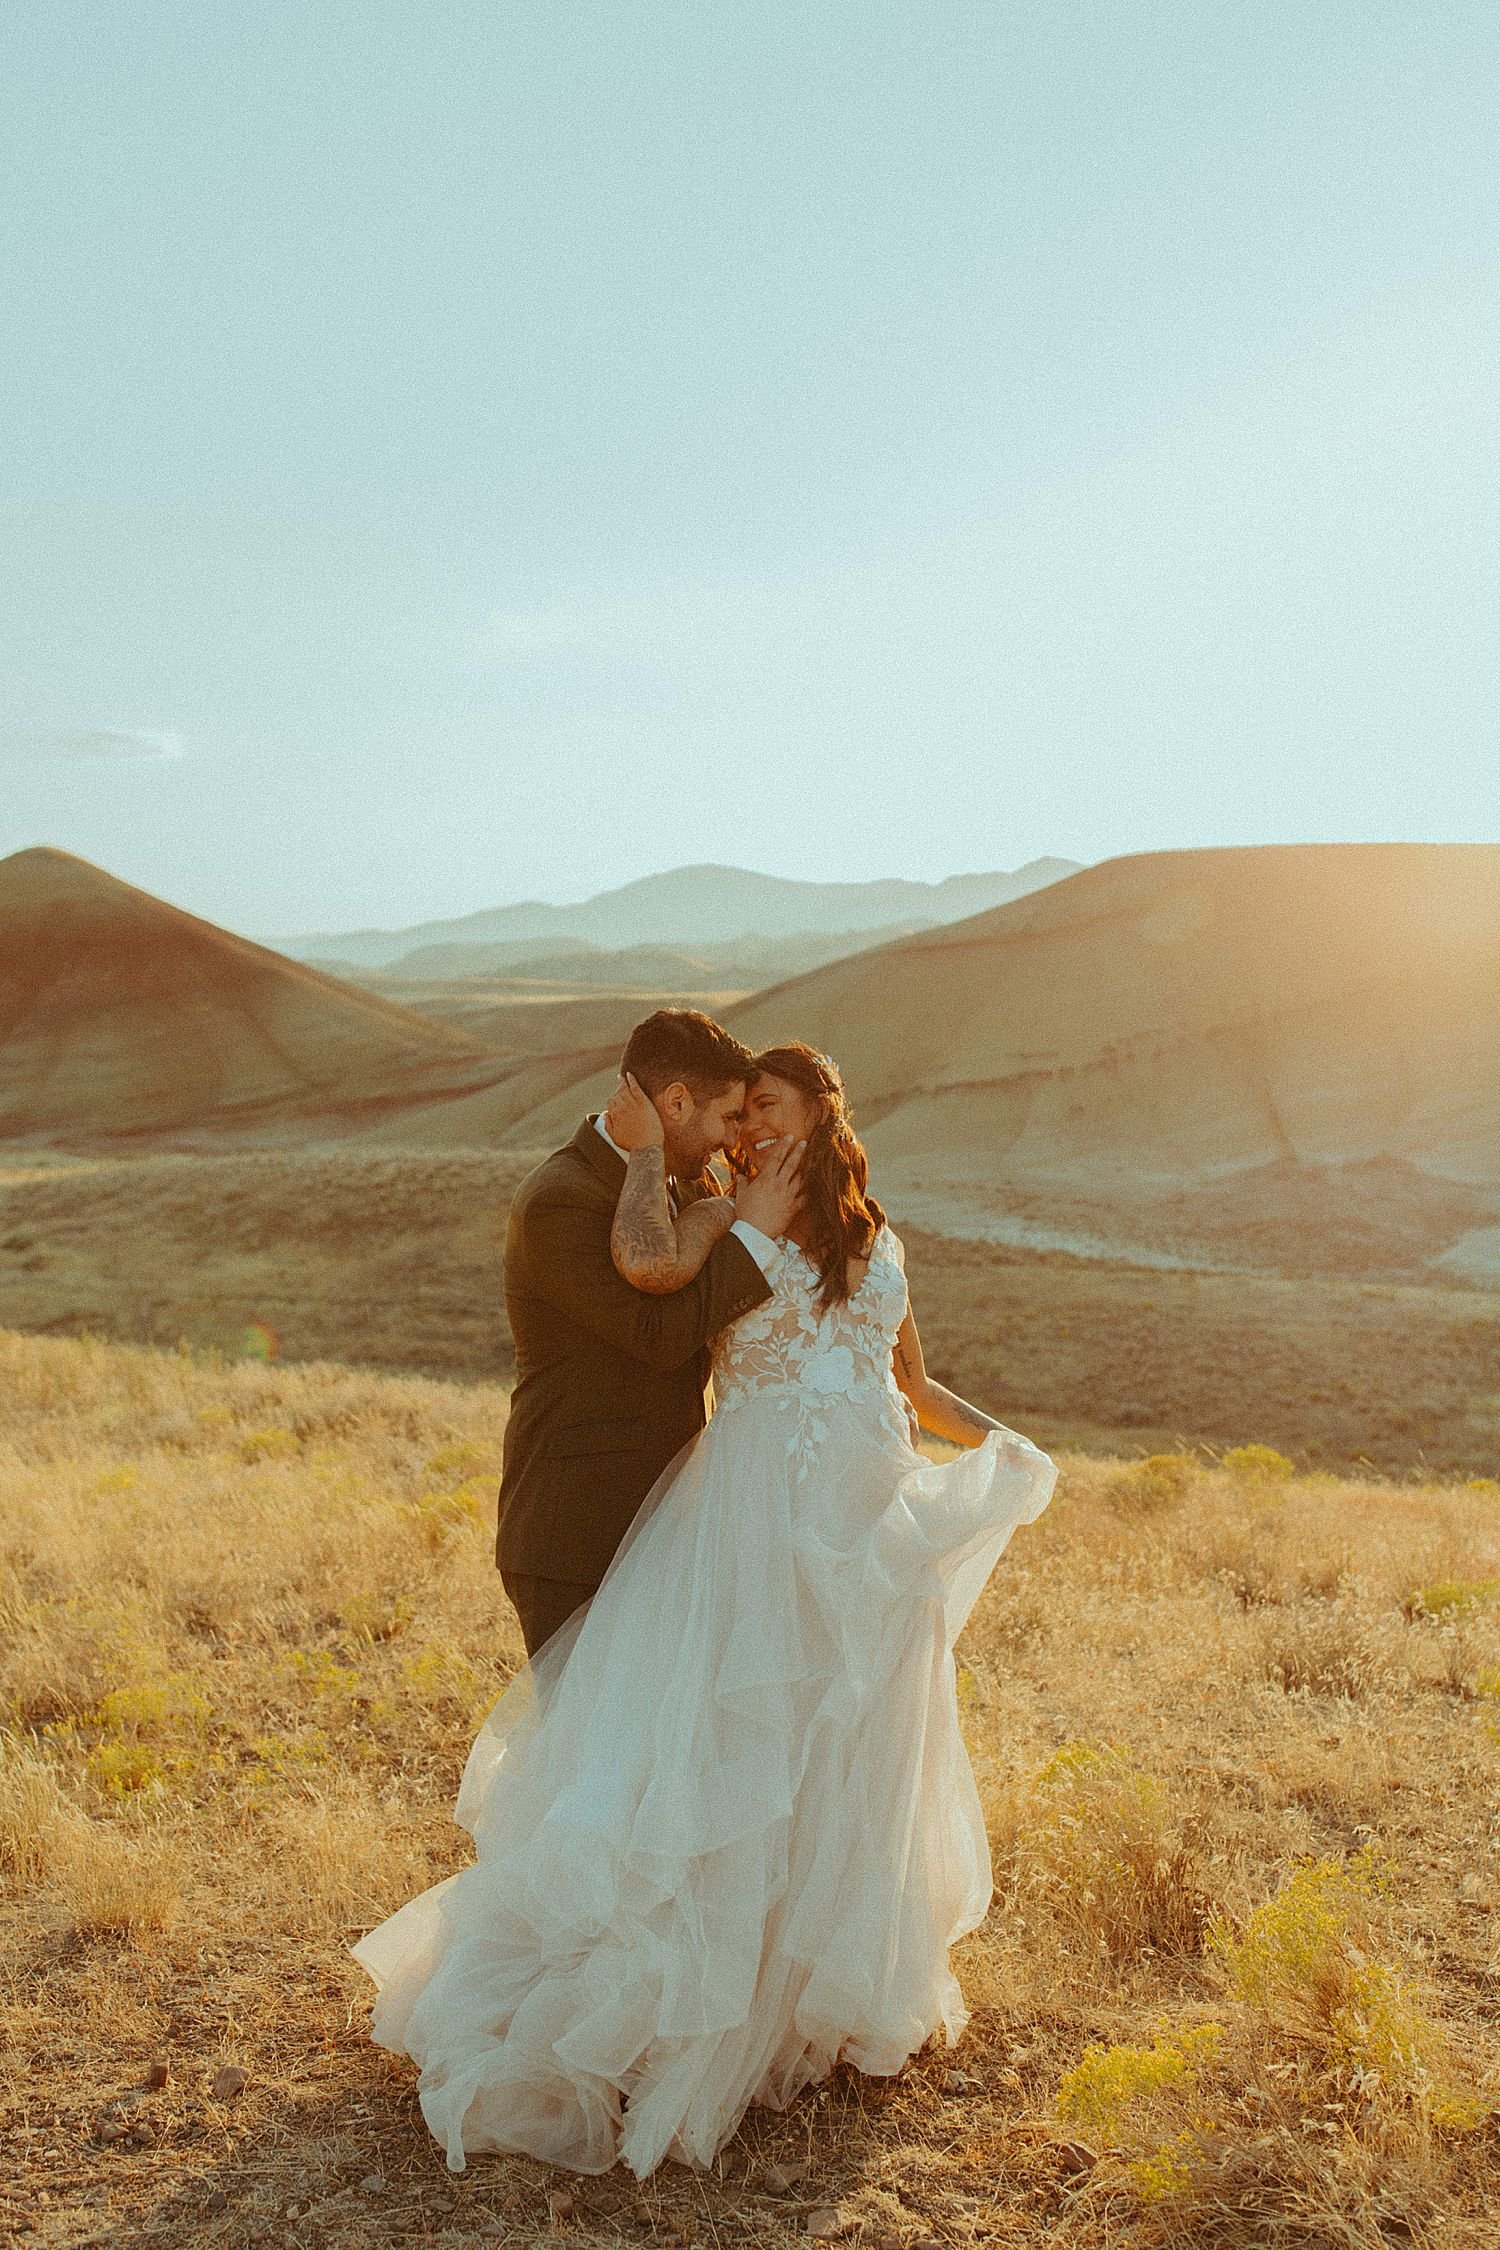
[{"x1": 711, "y1": 1223, "x2": 911, "y2": 1476}]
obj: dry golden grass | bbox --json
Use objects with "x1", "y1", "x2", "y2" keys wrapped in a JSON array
[{"x1": 3, "y1": 1331, "x2": 1500, "y2": 2247}]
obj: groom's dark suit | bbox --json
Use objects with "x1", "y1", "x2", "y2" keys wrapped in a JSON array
[{"x1": 497, "y1": 1117, "x2": 773, "y2": 1654}]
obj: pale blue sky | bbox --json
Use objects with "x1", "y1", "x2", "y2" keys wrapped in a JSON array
[{"x1": 2, "y1": 2, "x2": 1496, "y2": 935}]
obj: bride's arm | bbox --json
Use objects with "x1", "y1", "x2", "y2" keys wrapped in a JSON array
[
  {"x1": 606, "y1": 1075, "x2": 735, "y2": 1294},
  {"x1": 891, "y1": 1300, "x2": 1007, "y2": 1449}
]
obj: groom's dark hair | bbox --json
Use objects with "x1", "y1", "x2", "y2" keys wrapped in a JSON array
[{"x1": 621, "y1": 1010, "x2": 756, "y2": 1100}]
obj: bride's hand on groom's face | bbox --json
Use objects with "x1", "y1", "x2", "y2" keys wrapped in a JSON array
[
  {"x1": 604, "y1": 1073, "x2": 667, "y2": 1152},
  {"x1": 734, "y1": 1135, "x2": 805, "y2": 1239}
]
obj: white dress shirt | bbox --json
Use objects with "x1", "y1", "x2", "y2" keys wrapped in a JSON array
[{"x1": 594, "y1": 1114, "x2": 779, "y2": 1276}]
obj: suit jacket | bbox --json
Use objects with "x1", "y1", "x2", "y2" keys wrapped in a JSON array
[{"x1": 496, "y1": 1117, "x2": 774, "y2": 1587}]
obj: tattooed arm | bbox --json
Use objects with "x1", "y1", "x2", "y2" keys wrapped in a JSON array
[
  {"x1": 891, "y1": 1300, "x2": 1008, "y2": 1449},
  {"x1": 611, "y1": 1146, "x2": 737, "y2": 1293},
  {"x1": 603, "y1": 1073, "x2": 738, "y2": 1294}
]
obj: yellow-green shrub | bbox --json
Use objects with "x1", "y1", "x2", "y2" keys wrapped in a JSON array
[
  {"x1": 88, "y1": 1738, "x2": 168, "y2": 1795},
  {"x1": 239, "y1": 1426, "x2": 299, "y2": 1464},
  {"x1": 1401, "y1": 1578, "x2": 1497, "y2": 1622},
  {"x1": 1210, "y1": 1849, "x2": 1387, "y2": 2020},
  {"x1": 336, "y1": 1587, "x2": 413, "y2": 1645},
  {"x1": 423, "y1": 1440, "x2": 495, "y2": 1484},
  {"x1": 1221, "y1": 1444, "x2": 1296, "y2": 1485},
  {"x1": 405, "y1": 1480, "x2": 486, "y2": 1549},
  {"x1": 1056, "y1": 2022, "x2": 1224, "y2": 2142},
  {"x1": 1209, "y1": 1851, "x2": 1486, "y2": 2125},
  {"x1": 96, "y1": 1672, "x2": 212, "y2": 1736},
  {"x1": 1107, "y1": 1453, "x2": 1197, "y2": 1512},
  {"x1": 399, "y1": 1640, "x2": 488, "y2": 1723}
]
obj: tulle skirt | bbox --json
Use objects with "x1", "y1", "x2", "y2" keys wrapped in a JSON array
[{"x1": 351, "y1": 1387, "x2": 1056, "y2": 2178}]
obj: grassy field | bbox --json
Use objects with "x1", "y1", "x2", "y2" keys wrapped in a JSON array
[
  {"x1": 3, "y1": 1332, "x2": 1500, "y2": 2248},
  {"x1": 2, "y1": 1147, "x2": 1496, "y2": 1476}
]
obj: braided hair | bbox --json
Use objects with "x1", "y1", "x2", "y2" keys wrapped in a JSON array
[{"x1": 739, "y1": 1042, "x2": 885, "y2": 1311}]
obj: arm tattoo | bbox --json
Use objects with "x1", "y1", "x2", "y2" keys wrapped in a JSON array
[
  {"x1": 612, "y1": 1151, "x2": 734, "y2": 1292},
  {"x1": 947, "y1": 1394, "x2": 1001, "y2": 1437},
  {"x1": 612, "y1": 1150, "x2": 675, "y2": 1279}
]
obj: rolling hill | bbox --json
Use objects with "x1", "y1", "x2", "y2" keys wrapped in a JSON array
[
  {"x1": 500, "y1": 843, "x2": 1500, "y2": 1196},
  {"x1": 7, "y1": 841, "x2": 1497, "y2": 1265},
  {"x1": 0, "y1": 847, "x2": 514, "y2": 1139}
]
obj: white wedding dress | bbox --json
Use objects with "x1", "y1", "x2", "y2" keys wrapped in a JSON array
[{"x1": 352, "y1": 1225, "x2": 1056, "y2": 2178}]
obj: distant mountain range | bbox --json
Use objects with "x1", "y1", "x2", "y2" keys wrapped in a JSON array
[
  {"x1": 337, "y1": 923, "x2": 930, "y2": 995},
  {"x1": 273, "y1": 859, "x2": 1082, "y2": 972}
]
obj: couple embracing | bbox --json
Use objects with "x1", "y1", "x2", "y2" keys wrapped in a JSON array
[{"x1": 354, "y1": 1009, "x2": 1057, "y2": 2180}]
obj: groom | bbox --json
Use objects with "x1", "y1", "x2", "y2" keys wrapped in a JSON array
[{"x1": 496, "y1": 1008, "x2": 801, "y2": 1657}]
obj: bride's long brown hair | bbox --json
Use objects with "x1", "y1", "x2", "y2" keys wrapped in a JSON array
[{"x1": 738, "y1": 1043, "x2": 884, "y2": 1310}]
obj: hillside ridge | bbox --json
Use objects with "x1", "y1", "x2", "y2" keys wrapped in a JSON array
[
  {"x1": 498, "y1": 842, "x2": 1500, "y2": 1194},
  {"x1": 0, "y1": 846, "x2": 509, "y2": 1139}
]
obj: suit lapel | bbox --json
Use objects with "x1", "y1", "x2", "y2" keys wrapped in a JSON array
[{"x1": 571, "y1": 1116, "x2": 626, "y2": 1195}]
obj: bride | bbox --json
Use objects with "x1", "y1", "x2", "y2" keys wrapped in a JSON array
[{"x1": 352, "y1": 1043, "x2": 1056, "y2": 2179}]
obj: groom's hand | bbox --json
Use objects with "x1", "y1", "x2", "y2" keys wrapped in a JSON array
[
  {"x1": 603, "y1": 1072, "x2": 666, "y2": 1152},
  {"x1": 734, "y1": 1136, "x2": 804, "y2": 1239}
]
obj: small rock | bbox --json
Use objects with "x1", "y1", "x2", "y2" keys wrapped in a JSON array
[
  {"x1": 211, "y1": 2064, "x2": 248, "y2": 2101},
  {"x1": 97, "y1": 2120, "x2": 127, "y2": 2144},
  {"x1": 145, "y1": 2060, "x2": 171, "y2": 2089},
  {"x1": 1055, "y1": 2139, "x2": 1098, "y2": 2176},
  {"x1": 805, "y1": 2207, "x2": 856, "y2": 2240},
  {"x1": 942, "y1": 2069, "x2": 983, "y2": 2096},
  {"x1": 359, "y1": 2172, "x2": 386, "y2": 2196}
]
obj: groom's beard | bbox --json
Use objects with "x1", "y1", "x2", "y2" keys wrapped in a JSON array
[
  {"x1": 664, "y1": 1143, "x2": 709, "y2": 1186},
  {"x1": 663, "y1": 1127, "x2": 721, "y2": 1186}
]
